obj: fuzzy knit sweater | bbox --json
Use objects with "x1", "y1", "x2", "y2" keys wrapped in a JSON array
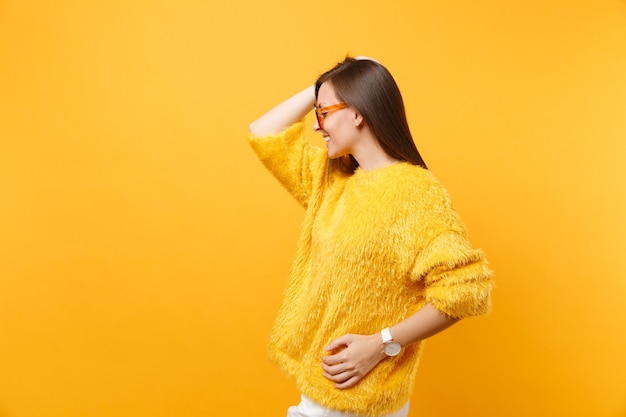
[{"x1": 248, "y1": 122, "x2": 494, "y2": 416}]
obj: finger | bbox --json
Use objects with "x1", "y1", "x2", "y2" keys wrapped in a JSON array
[
  {"x1": 335, "y1": 375, "x2": 360, "y2": 390},
  {"x1": 325, "y1": 334, "x2": 354, "y2": 351},
  {"x1": 355, "y1": 56, "x2": 381, "y2": 64},
  {"x1": 321, "y1": 360, "x2": 347, "y2": 375},
  {"x1": 321, "y1": 353, "x2": 343, "y2": 366},
  {"x1": 322, "y1": 369, "x2": 353, "y2": 383}
]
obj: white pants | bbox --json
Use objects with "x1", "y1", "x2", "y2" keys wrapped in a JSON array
[{"x1": 286, "y1": 395, "x2": 410, "y2": 417}]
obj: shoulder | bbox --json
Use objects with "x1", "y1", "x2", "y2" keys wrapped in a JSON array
[
  {"x1": 388, "y1": 163, "x2": 451, "y2": 203},
  {"x1": 388, "y1": 164, "x2": 466, "y2": 231}
]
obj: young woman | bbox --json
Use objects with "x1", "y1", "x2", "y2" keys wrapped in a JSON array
[{"x1": 248, "y1": 57, "x2": 494, "y2": 417}]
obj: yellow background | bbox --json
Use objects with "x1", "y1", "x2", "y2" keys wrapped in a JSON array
[{"x1": 1, "y1": 0, "x2": 625, "y2": 416}]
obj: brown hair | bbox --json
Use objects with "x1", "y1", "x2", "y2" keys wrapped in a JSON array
[{"x1": 315, "y1": 57, "x2": 427, "y2": 174}]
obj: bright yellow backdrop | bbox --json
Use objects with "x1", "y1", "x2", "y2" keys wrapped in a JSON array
[{"x1": 1, "y1": 1, "x2": 625, "y2": 416}]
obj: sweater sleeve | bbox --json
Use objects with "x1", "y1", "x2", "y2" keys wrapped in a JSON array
[
  {"x1": 411, "y1": 230, "x2": 494, "y2": 319},
  {"x1": 248, "y1": 121, "x2": 327, "y2": 208}
]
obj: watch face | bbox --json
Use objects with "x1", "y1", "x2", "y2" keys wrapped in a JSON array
[{"x1": 384, "y1": 342, "x2": 401, "y2": 357}]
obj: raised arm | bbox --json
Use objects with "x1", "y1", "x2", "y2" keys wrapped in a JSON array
[{"x1": 249, "y1": 85, "x2": 316, "y2": 136}]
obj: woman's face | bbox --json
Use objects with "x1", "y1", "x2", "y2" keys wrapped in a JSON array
[{"x1": 315, "y1": 82, "x2": 361, "y2": 160}]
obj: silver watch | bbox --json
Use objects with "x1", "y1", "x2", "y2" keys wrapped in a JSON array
[{"x1": 381, "y1": 327, "x2": 401, "y2": 356}]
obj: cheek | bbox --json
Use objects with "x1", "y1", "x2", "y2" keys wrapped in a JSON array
[
  {"x1": 335, "y1": 119, "x2": 358, "y2": 139},
  {"x1": 327, "y1": 114, "x2": 353, "y2": 134}
]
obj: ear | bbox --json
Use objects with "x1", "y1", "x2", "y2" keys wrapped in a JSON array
[{"x1": 354, "y1": 110, "x2": 364, "y2": 128}]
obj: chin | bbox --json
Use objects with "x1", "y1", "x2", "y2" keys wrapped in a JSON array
[{"x1": 327, "y1": 149, "x2": 348, "y2": 160}]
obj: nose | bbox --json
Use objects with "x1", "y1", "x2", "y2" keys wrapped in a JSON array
[{"x1": 313, "y1": 118, "x2": 322, "y2": 132}]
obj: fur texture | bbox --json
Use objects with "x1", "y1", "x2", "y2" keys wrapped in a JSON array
[{"x1": 249, "y1": 122, "x2": 494, "y2": 416}]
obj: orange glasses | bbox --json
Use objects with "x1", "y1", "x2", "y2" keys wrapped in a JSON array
[{"x1": 314, "y1": 102, "x2": 347, "y2": 129}]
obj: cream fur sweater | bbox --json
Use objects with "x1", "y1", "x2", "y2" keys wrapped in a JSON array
[{"x1": 248, "y1": 122, "x2": 494, "y2": 416}]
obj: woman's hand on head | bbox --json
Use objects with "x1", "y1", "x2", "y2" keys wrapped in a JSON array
[
  {"x1": 354, "y1": 55, "x2": 381, "y2": 64},
  {"x1": 321, "y1": 333, "x2": 386, "y2": 389}
]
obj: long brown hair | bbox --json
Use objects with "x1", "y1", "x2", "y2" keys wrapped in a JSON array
[{"x1": 315, "y1": 57, "x2": 427, "y2": 174}]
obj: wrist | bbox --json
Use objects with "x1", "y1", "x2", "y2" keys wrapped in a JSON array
[
  {"x1": 380, "y1": 327, "x2": 402, "y2": 357},
  {"x1": 370, "y1": 333, "x2": 387, "y2": 361}
]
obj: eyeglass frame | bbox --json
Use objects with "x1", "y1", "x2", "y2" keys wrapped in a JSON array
[{"x1": 314, "y1": 102, "x2": 348, "y2": 129}]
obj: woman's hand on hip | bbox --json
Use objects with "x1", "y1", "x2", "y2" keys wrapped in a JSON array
[{"x1": 321, "y1": 333, "x2": 386, "y2": 389}]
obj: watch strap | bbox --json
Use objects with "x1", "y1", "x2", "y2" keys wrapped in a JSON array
[{"x1": 381, "y1": 327, "x2": 393, "y2": 343}]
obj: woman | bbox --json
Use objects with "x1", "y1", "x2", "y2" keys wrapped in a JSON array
[{"x1": 248, "y1": 57, "x2": 494, "y2": 417}]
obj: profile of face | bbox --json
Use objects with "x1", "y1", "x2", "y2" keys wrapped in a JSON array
[
  {"x1": 314, "y1": 82, "x2": 364, "y2": 160},
  {"x1": 313, "y1": 57, "x2": 427, "y2": 172}
]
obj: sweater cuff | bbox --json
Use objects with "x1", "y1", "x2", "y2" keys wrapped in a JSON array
[{"x1": 414, "y1": 231, "x2": 495, "y2": 318}]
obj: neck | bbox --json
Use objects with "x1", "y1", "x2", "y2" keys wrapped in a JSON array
[
  {"x1": 352, "y1": 132, "x2": 401, "y2": 171},
  {"x1": 356, "y1": 153, "x2": 401, "y2": 171}
]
